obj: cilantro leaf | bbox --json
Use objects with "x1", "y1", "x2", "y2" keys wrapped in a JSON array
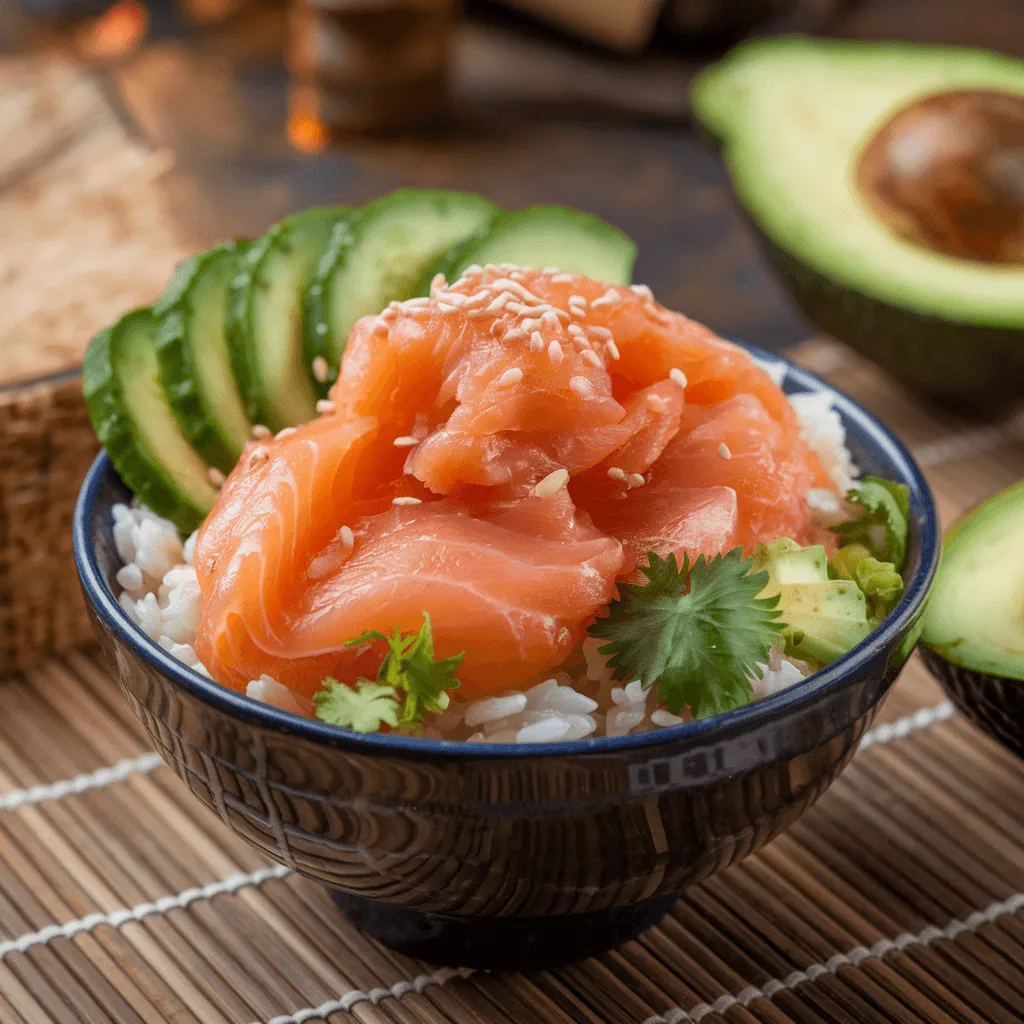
[
  {"x1": 313, "y1": 678, "x2": 399, "y2": 732},
  {"x1": 393, "y1": 614, "x2": 463, "y2": 722},
  {"x1": 325, "y1": 614, "x2": 463, "y2": 731},
  {"x1": 833, "y1": 477, "x2": 910, "y2": 570},
  {"x1": 588, "y1": 549, "x2": 785, "y2": 719}
]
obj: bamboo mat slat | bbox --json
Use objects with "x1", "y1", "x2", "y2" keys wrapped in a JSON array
[{"x1": 0, "y1": 340, "x2": 1022, "y2": 1024}]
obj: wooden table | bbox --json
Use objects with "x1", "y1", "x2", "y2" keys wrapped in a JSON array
[{"x1": 90, "y1": 0, "x2": 1024, "y2": 353}]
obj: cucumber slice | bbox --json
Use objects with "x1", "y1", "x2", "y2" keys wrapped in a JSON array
[
  {"x1": 84, "y1": 309, "x2": 218, "y2": 534},
  {"x1": 433, "y1": 205, "x2": 636, "y2": 286},
  {"x1": 228, "y1": 207, "x2": 349, "y2": 432},
  {"x1": 303, "y1": 189, "x2": 498, "y2": 387},
  {"x1": 154, "y1": 241, "x2": 252, "y2": 474}
]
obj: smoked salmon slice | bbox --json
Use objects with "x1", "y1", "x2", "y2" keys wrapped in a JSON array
[{"x1": 194, "y1": 267, "x2": 835, "y2": 698}]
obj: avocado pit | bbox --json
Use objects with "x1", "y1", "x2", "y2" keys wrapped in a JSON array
[{"x1": 857, "y1": 89, "x2": 1024, "y2": 263}]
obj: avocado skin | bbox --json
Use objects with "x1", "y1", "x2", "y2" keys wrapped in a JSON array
[
  {"x1": 920, "y1": 646, "x2": 1024, "y2": 759},
  {"x1": 757, "y1": 228, "x2": 1024, "y2": 412}
]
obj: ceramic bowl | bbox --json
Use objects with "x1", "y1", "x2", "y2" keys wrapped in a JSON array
[{"x1": 73, "y1": 344, "x2": 940, "y2": 970}]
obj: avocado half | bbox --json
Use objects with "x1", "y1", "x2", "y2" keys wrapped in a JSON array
[
  {"x1": 692, "y1": 37, "x2": 1024, "y2": 408},
  {"x1": 920, "y1": 481, "x2": 1024, "y2": 758}
]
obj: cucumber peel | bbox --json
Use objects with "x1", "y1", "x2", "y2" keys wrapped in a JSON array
[
  {"x1": 303, "y1": 189, "x2": 498, "y2": 388},
  {"x1": 431, "y1": 205, "x2": 636, "y2": 288},
  {"x1": 154, "y1": 241, "x2": 252, "y2": 473},
  {"x1": 83, "y1": 309, "x2": 218, "y2": 534},
  {"x1": 228, "y1": 207, "x2": 349, "y2": 432}
]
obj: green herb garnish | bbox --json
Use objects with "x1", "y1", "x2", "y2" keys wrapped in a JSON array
[
  {"x1": 833, "y1": 477, "x2": 910, "y2": 570},
  {"x1": 588, "y1": 549, "x2": 785, "y2": 719},
  {"x1": 314, "y1": 614, "x2": 463, "y2": 733},
  {"x1": 313, "y1": 679, "x2": 400, "y2": 733}
]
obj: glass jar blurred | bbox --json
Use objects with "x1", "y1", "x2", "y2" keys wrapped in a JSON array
[{"x1": 287, "y1": 0, "x2": 457, "y2": 143}]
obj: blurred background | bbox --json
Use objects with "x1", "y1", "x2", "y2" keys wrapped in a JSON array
[{"x1": 4, "y1": 0, "x2": 1020, "y2": 358}]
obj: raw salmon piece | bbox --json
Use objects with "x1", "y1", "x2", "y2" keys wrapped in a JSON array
[
  {"x1": 194, "y1": 414, "x2": 393, "y2": 692},
  {"x1": 651, "y1": 394, "x2": 833, "y2": 556},
  {"x1": 199, "y1": 492, "x2": 622, "y2": 698},
  {"x1": 194, "y1": 266, "x2": 835, "y2": 702}
]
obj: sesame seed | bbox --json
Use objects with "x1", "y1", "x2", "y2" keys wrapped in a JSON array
[
  {"x1": 393, "y1": 496, "x2": 422, "y2": 506},
  {"x1": 504, "y1": 328, "x2": 527, "y2": 343},
  {"x1": 311, "y1": 356, "x2": 329, "y2": 383},
  {"x1": 393, "y1": 436, "x2": 419, "y2": 447},
  {"x1": 520, "y1": 304, "x2": 553, "y2": 317},
  {"x1": 627, "y1": 473, "x2": 646, "y2": 488},
  {"x1": 497, "y1": 367, "x2": 524, "y2": 387},
  {"x1": 548, "y1": 340, "x2": 564, "y2": 364},
  {"x1": 718, "y1": 443, "x2": 732, "y2": 460},
  {"x1": 570, "y1": 376, "x2": 593, "y2": 399},
  {"x1": 587, "y1": 325, "x2": 612, "y2": 340},
  {"x1": 669, "y1": 368, "x2": 688, "y2": 388},
  {"x1": 521, "y1": 318, "x2": 539, "y2": 332},
  {"x1": 430, "y1": 273, "x2": 447, "y2": 293},
  {"x1": 339, "y1": 525, "x2": 354, "y2": 548},
  {"x1": 316, "y1": 399, "x2": 336, "y2": 414},
  {"x1": 540, "y1": 310, "x2": 561, "y2": 331},
  {"x1": 543, "y1": 266, "x2": 560, "y2": 274},
  {"x1": 646, "y1": 394, "x2": 669, "y2": 413},
  {"x1": 208, "y1": 467, "x2": 226, "y2": 487},
  {"x1": 530, "y1": 331, "x2": 545, "y2": 352},
  {"x1": 371, "y1": 320, "x2": 388, "y2": 336},
  {"x1": 276, "y1": 427, "x2": 297, "y2": 440},
  {"x1": 389, "y1": 300, "x2": 403, "y2": 310},
  {"x1": 498, "y1": 263, "x2": 517, "y2": 273},
  {"x1": 581, "y1": 349, "x2": 602, "y2": 368},
  {"x1": 605, "y1": 340, "x2": 621, "y2": 360},
  {"x1": 551, "y1": 273, "x2": 574, "y2": 284},
  {"x1": 381, "y1": 307, "x2": 398, "y2": 320},
  {"x1": 436, "y1": 302, "x2": 460, "y2": 315},
  {"x1": 533, "y1": 468, "x2": 569, "y2": 498},
  {"x1": 251, "y1": 424, "x2": 271, "y2": 439},
  {"x1": 486, "y1": 291, "x2": 514, "y2": 314},
  {"x1": 552, "y1": 308, "x2": 571, "y2": 322},
  {"x1": 567, "y1": 324, "x2": 585, "y2": 337},
  {"x1": 510, "y1": 270, "x2": 525, "y2": 281},
  {"x1": 607, "y1": 467, "x2": 627, "y2": 481},
  {"x1": 590, "y1": 290, "x2": 621, "y2": 309},
  {"x1": 569, "y1": 295, "x2": 587, "y2": 307},
  {"x1": 631, "y1": 284, "x2": 654, "y2": 300},
  {"x1": 464, "y1": 264, "x2": 483, "y2": 275}
]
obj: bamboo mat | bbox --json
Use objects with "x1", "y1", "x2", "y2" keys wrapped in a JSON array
[{"x1": 1, "y1": 340, "x2": 1023, "y2": 1024}]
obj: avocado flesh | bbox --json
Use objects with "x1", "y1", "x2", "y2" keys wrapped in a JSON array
[
  {"x1": 921, "y1": 481, "x2": 1024, "y2": 682},
  {"x1": 692, "y1": 37, "x2": 1024, "y2": 329},
  {"x1": 757, "y1": 542, "x2": 872, "y2": 666}
]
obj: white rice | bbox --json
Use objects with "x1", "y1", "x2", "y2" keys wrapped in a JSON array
[{"x1": 111, "y1": 380, "x2": 855, "y2": 741}]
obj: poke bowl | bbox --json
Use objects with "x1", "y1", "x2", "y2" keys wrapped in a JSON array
[{"x1": 74, "y1": 339, "x2": 939, "y2": 971}]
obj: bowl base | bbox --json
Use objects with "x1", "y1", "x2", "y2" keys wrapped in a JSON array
[{"x1": 327, "y1": 889, "x2": 679, "y2": 969}]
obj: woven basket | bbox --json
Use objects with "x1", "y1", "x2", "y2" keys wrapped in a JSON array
[
  {"x1": 0, "y1": 372, "x2": 99, "y2": 670},
  {"x1": 0, "y1": 51, "x2": 188, "y2": 674}
]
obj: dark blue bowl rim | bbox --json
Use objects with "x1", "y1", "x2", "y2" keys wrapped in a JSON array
[{"x1": 73, "y1": 343, "x2": 940, "y2": 759}]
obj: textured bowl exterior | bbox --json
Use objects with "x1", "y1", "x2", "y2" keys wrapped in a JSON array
[
  {"x1": 920, "y1": 648, "x2": 1024, "y2": 759},
  {"x1": 74, "y1": 346, "x2": 940, "y2": 966}
]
